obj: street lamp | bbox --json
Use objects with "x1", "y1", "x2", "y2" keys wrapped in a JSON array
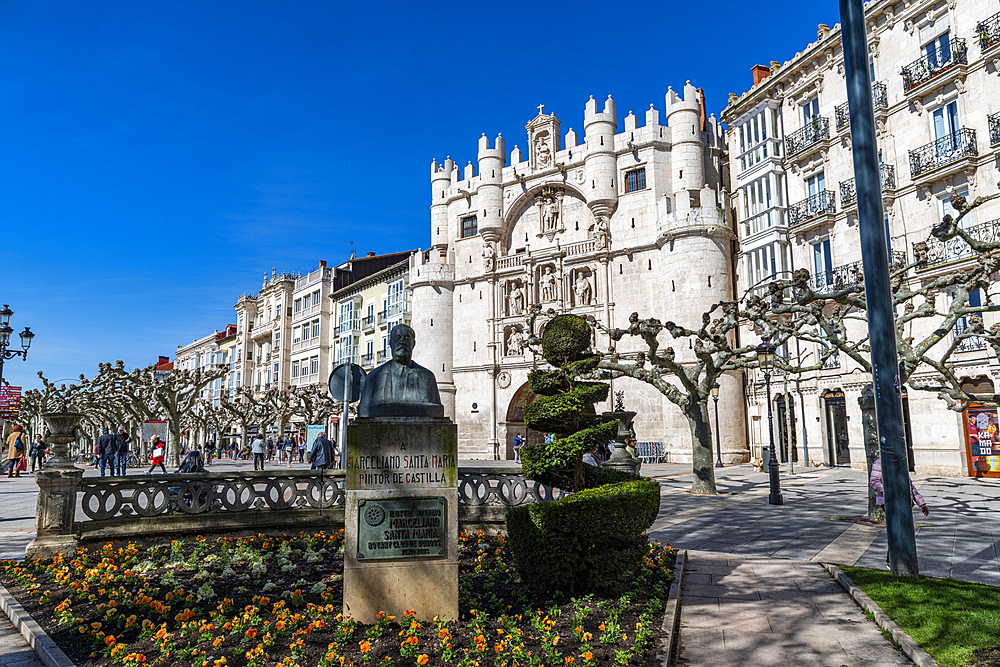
[
  {"x1": 711, "y1": 382, "x2": 723, "y2": 468},
  {"x1": 756, "y1": 340, "x2": 783, "y2": 505},
  {"x1": 0, "y1": 304, "x2": 34, "y2": 388}
]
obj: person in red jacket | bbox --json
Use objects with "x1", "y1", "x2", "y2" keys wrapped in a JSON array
[{"x1": 147, "y1": 435, "x2": 167, "y2": 474}]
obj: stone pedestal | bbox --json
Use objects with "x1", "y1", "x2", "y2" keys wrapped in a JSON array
[
  {"x1": 26, "y1": 467, "x2": 83, "y2": 560},
  {"x1": 602, "y1": 410, "x2": 641, "y2": 476},
  {"x1": 343, "y1": 418, "x2": 458, "y2": 623}
]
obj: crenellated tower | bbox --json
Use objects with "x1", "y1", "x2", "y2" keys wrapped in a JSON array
[
  {"x1": 665, "y1": 82, "x2": 705, "y2": 212},
  {"x1": 430, "y1": 157, "x2": 454, "y2": 254},
  {"x1": 583, "y1": 95, "x2": 618, "y2": 221},
  {"x1": 476, "y1": 133, "x2": 506, "y2": 247}
]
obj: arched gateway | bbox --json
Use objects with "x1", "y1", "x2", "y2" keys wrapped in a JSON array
[{"x1": 503, "y1": 382, "x2": 545, "y2": 460}]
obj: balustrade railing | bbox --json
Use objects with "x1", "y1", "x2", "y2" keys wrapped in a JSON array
[
  {"x1": 839, "y1": 164, "x2": 896, "y2": 207},
  {"x1": 362, "y1": 314, "x2": 375, "y2": 329},
  {"x1": 977, "y1": 11, "x2": 1000, "y2": 51},
  {"x1": 814, "y1": 251, "x2": 907, "y2": 293},
  {"x1": 785, "y1": 117, "x2": 830, "y2": 157},
  {"x1": 901, "y1": 38, "x2": 967, "y2": 92},
  {"x1": 990, "y1": 113, "x2": 1000, "y2": 148},
  {"x1": 954, "y1": 324, "x2": 988, "y2": 352},
  {"x1": 833, "y1": 84, "x2": 887, "y2": 132},
  {"x1": 835, "y1": 102, "x2": 850, "y2": 131},
  {"x1": 789, "y1": 191, "x2": 836, "y2": 227},
  {"x1": 909, "y1": 128, "x2": 977, "y2": 178},
  {"x1": 497, "y1": 255, "x2": 524, "y2": 270},
  {"x1": 822, "y1": 350, "x2": 841, "y2": 370},
  {"x1": 916, "y1": 218, "x2": 1000, "y2": 268},
  {"x1": 360, "y1": 353, "x2": 374, "y2": 367}
]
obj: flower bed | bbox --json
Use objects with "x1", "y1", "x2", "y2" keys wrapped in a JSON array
[{"x1": 1, "y1": 530, "x2": 674, "y2": 667}]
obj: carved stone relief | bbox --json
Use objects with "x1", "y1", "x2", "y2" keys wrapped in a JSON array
[
  {"x1": 504, "y1": 326, "x2": 526, "y2": 357},
  {"x1": 539, "y1": 265, "x2": 559, "y2": 303},
  {"x1": 573, "y1": 269, "x2": 594, "y2": 307},
  {"x1": 506, "y1": 280, "x2": 526, "y2": 317},
  {"x1": 536, "y1": 186, "x2": 565, "y2": 241},
  {"x1": 593, "y1": 215, "x2": 611, "y2": 249}
]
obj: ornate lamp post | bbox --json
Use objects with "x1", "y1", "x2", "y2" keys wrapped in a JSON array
[
  {"x1": 756, "y1": 341, "x2": 783, "y2": 505},
  {"x1": 0, "y1": 304, "x2": 35, "y2": 386},
  {"x1": 712, "y1": 382, "x2": 723, "y2": 468}
]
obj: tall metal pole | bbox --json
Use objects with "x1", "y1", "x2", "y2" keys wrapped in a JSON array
[
  {"x1": 840, "y1": 0, "x2": 918, "y2": 574},
  {"x1": 765, "y1": 372, "x2": 783, "y2": 505},
  {"x1": 713, "y1": 395, "x2": 723, "y2": 468},
  {"x1": 340, "y1": 363, "x2": 351, "y2": 469}
]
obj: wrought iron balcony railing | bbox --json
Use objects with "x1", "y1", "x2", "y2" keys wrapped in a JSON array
[
  {"x1": 785, "y1": 117, "x2": 830, "y2": 157},
  {"x1": 362, "y1": 314, "x2": 375, "y2": 329},
  {"x1": 839, "y1": 164, "x2": 896, "y2": 207},
  {"x1": 789, "y1": 191, "x2": 836, "y2": 227},
  {"x1": 360, "y1": 353, "x2": 374, "y2": 368},
  {"x1": 954, "y1": 324, "x2": 989, "y2": 352},
  {"x1": 814, "y1": 251, "x2": 907, "y2": 294},
  {"x1": 822, "y1": 350, "x2": 841, "y2": 370},
  {"x1": 909, "y1": 128, "x2": 977, "y2": 178},
  {"x1": 376, "y1": 350, "x2": 388, "y2": 364},
  {"x1": 990, "y1": 112, "x2": 1000, "y2": 148},
  {"x1": 917, "y1": 218, "x2": 1000, "y2": 268},
  {"x1": 977, "y1": 11, "x2": 1000, "y2": 51},
  {"x1": 834, "y1": 83, "x2": 888, "y2": 131},
  {"x1": 901, "y1": 38, "x2": 967, "y2": 92}
]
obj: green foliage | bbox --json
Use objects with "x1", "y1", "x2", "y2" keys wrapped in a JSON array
[
  {"x1": 574, "y1": 381, "x2": 610, "y2": 406},
  {"x1": 541, "y1": 315, "x2": 593, "y2": 366},
  {"x1": 566, "y1": 354, "x2": 601, "y2": 376},
  {"x1": 523, "y1": 393, "x2": 583, "y2": 434},
  {"x1": 505, "y1": 478, "x2": 661, "y2": 594},
  {"x1": 528, "y1": 369, "x2": 569, "y2": 396},
  {"x1": 520, "y1": 420, "x2": 618, "y2": 490}
]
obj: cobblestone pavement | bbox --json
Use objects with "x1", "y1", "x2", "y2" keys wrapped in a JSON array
[
  {"x1": 0, "y1": 613, "x2": 42, "y2": 666},
  {"x1": 647, "y1": 463, "x2": 1000, "y2": 586},
  {"x1": 676, "y1": 551, "x2": 912, "y2": 666}
]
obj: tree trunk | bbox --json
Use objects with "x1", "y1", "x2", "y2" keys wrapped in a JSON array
[
  {"x1": 167, "y1": 417, "x2": 181, "y2": 469},
  {"x1": 686, "y1": 395, "x2": 718, "y2": 494},
  {"x1": 858, "y1": 385, "x2": 884, "y2": 522}
]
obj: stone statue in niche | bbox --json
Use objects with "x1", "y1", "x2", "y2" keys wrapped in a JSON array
[
  {"x1": 483, "y1": 242, "x2": 496, "y2": 272},
  {"x1": 507, "y1": 281, "x2": 525, "y2": 316},
  {"x1": 594, "y1": 215, "x2": 611, "y2": 249},
  {"x1": 541, "y1": 197, "x2": 559, "y2": 232},
  {"x1": 535, "y1": 135, "x2": 551, "y2": 168},
  {"x1": 574, "y1": 273, "x2": 593, "y2": 306},
  {"x1": 506, "y1": 328, "x2": 525, "y2": 356},
  {"x1": 540, "y1": 267, "x2": 558, "y2": 302}
]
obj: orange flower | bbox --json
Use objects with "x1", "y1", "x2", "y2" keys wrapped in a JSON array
[
  {"x1": 212, "y1": 637, "x2": 224, "y2": 648},
  {"x1": 245, "y1": 628, "x2": 257, "y2": 639},
  {"x1": 417, "y1": 656, "x2": 429, "y2": 666},
  {"x1": 583, "y1": 651, "x2": 593, "y2": 661},
  {"x1": 359, "y1": 641, "x2": 371, "y2": 653},
  {"x1": 104, "y1": 635, "x2": 116, "y2": 646}
]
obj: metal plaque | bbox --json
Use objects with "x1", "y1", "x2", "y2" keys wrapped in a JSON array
[{"x1": 356, "y1": 496, "x2": 447, "y2": 560}]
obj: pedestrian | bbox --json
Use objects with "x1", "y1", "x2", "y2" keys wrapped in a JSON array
[
  {"x1": 869, "y1": 456, "x2": 929, "y2": 569},
  {"x1": 512, "y1": 433, "x2": 525, "y2": 463},
  {"x1": 204, "y1": 439, "x2": 215, "y2": 465},
  {"x1": 298, "y1": 435, "x2": 306, "y2": 463},
  {"x1": 97, "y1": 427, "x2": 119, "y2": 477},
  {"x1": 4, "y1": 424, "x2": 27, "y2": 478},
  {"x1": 29, "y1": 434, "x2": 46, "y2": 472},
  {"x1": 147, "y1": 435, "x2": 167, "y2": 474},
  {"x1": 115, "y1": 427, "x2": 131, "y2": 476},
  {"x1": 251, "y1": 434, "x2": 266, "y2": 470},
  {"x1": 266, "y1": 436, "x2": 275, "y2": 461},
  {"x1": 284, "y1": 434, "x2": 294, "y2": 468},
  {"x1": 308, "y1": 433, "x2": 335, "y2": 470}
]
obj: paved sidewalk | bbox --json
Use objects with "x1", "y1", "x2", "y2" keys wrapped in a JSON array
[
  {"x1": 677, "y1": 550, "x2": 911, "y2": 666},
  {"x1": 648, "y1": 464, "x2": 1000, "y2": 586},
  {"x1": 0, "y1": 613, "x2": 42, "y2": 666}
]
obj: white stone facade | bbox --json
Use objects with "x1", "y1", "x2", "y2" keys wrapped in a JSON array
[
  {"x1": 232, "y1": 270, "x2": 295, "y2": 396},
  {"x1": 290, "y1": 262, "x2": 334, "y2": 390},
  {"x1": 414, "y1": 85, "x2": 748, "y2": 461},
  {"x1": 725, "y1": 0, "x2": 1000, "y2": 476}
]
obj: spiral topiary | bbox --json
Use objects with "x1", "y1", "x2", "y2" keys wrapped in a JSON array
[{"x1": 506, "y1": 314, "x2": 661, "y2": 594}]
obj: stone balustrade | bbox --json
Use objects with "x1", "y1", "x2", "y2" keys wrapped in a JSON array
[{"x1": 28, "y1": 465, "x2": 563, "y2": 558}]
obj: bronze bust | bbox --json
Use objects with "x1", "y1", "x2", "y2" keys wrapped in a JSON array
[{"x1": 357, "y1": 324, "x2": 444, "y2": 418}]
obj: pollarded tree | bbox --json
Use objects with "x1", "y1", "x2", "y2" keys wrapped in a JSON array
[
  {"x1": 220, "y1": 387, "x2": 266, "y2": 449},
  {"x1": 507, "y1": 313, "x2": 661, "y2": 594}
]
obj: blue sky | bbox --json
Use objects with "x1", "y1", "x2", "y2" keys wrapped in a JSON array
[{"x1": 0, "y1": 0, "x2": 841, "y2": 391}]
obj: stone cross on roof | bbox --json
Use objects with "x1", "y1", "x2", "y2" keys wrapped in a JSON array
[{"x1": 537, "y1": 104, "x2": 545, "y2": 116}]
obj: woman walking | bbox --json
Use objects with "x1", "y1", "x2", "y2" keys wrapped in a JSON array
[
  {"x1": 147, "y1": 435, "x2": 167, "y2": 474},
  {"x1": 4, "y1": 424, "x2": 27, "y2": 478},
  {"x1": 285, "y1": 434, "x2": 294, "y2": 468}
]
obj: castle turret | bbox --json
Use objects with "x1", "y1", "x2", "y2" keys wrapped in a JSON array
[
  {"x1": 409, "y1": 251, "x2": 456, "y2": 420},
  {"x1": 476, "y1": 133, "x2": 506, "y2": 244},
  {"x1": 584, "y1": 95, "x2": 618, "y2": 219},
  {"x1": 666, "y1": 82, "x2": 706, "y2": 211},
  {"x1": 430, "y1": 157, "x2": 454, "y2": 253}
]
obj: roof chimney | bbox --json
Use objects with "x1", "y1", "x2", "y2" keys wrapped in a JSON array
[
  {"x1": 752, "y1": 64, "x2": 772, "y2": 86},
  {"x1": 367, "y1": 252, "x2": 376, "y2": 257},
  {"x1": 319, "y1": 260, "x2": 327, "y2": 269}
]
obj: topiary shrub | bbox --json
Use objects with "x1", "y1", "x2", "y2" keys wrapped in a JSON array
[{"x1": 506, "y1": 314, "x2": 661, "y2": 594}]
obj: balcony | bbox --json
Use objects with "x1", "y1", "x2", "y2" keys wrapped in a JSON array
[
  {"x1": 977, "y1": 11, "x2": 1000, "y2": 52},
  {"x1": 785, "y1": 117, "x2": 830, "y2": 158},
  {"x1": 901, "y1": 38, "x2": 967, "y2": 95},
  {"x1": 362, "y1": 314, "x2": 376, "y2": 331},
  {"x1": 822, "y1": 350, "x2": 841, "y2": 370},
  {"x1": 789, "y1": 191, "x2": 836, "y2": 228},
  {"x1": 814, "y1": 251, "x2": 907, "y2": 294},
  {"x1": 834, "y1": 83, "x2": 888, "y2": 131},
  {"x1": 338, "y1": 318, "x2": 361, "y2": 335},
  {"x1": 909, "y1": 129, "x2": 977, "y2": 180},
  {"x1": 954, "y1": 323, "x2": 988, "y2": 353},
  {"x1": 990, "y1": 113, "x2": 1000, "y2": 148},
  {"x1": 360, "y1": 353, "x2": 375, "y2": 368},
  {"x1": 839, "y1": 164, "x2": 896, "y2": 208},
  {"x1": 916, "y1": 218, "x2": 1000, "y2": 269},
  {"x1": 376, "y1": 350, "x2": 388, "y2": 364}
]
